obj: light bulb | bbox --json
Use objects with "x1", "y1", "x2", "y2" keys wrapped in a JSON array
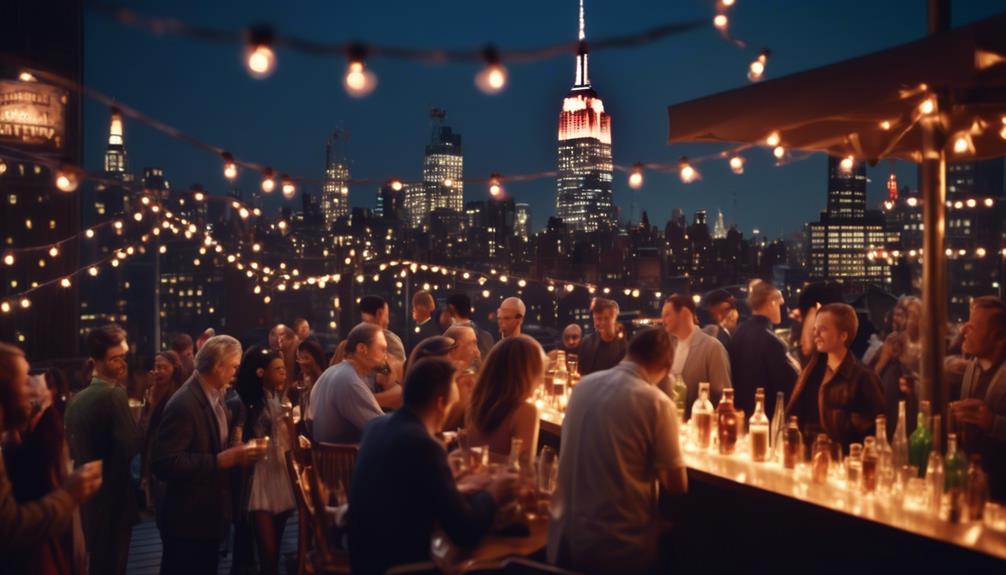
[
  {"x1": 714, "y1": 14, "x2": 728, "y2": 30},
  {"x1": 489, "y1": 174, "x2": 503, "y2": 197},
  {"x1": 3, "y1": 253, "x2": 13, "y2": 266},
  {"x1": 239, "y1": 207, "x2": 250, "y2": 219},
  {"x1": 766, "y1": 131, "x2": 780, "y2": 147},
  {"x1": 18, "y1": 72, "x2": 36, "y2": 82},
  {"x1": 839, "y1": 156, "x2": 855, "y2": 173},
  {"x1": 49, "y1": 246, "x2": 59, "y2": 258},
  {"x1": 220, "y1": 152, "x2": 238, "y2": 180},
  {"x1": 976, "y1": 247, "x2": 987, "y2": 257},
  {"x1": 245, "y1": 28, "x2": 276, "y2": 79},
  {"x1": 952, "y1": 133, "x2": 974, "y2": 155},
  {"x1": 133, "y1": 212, "x2": 143, "y2": 222},
  {"x1": 679, "y1": 157, "x2": 699, "y2": 183},
  {"x1": 880, "y1": 120, "x2": 892, "y2": 131},
  {"x1": 88, "y1": 266, "x2": 98, "y2": 277},
  {"x1": 60, "y1": 277, "x2": 71, "y2": 288},
  {"x1": 261, "y1": 169, "x2": 276, "y2": 193},
  {"x1": 628, "y1": 163, "x2": 644, "y2": 189},
  {"x1": 344, "y1": 59, "x2": 377, "y2": 97},
  {"x1": 919, "y1": 96, "x2": 936, "y2": 115},
  {"x1": 0, "y1": 301, "x2": 9, "y2": 313},
  {"x1": 390, "y1": 179, "x2": 403, "y2": 192},
  {"x1": 281, "y1": 174, "x2": 296, "y2": 199},
  {"x1": 729, "y1": 156, "x2": 745, "y2": 174},
  {"x1": 773, "y1": 145, "x2": 786, "y2": 160},
  {"x1": 721, "y1": 0, "x2": 735, "y2": 6},
  {"x1": 55, "y1": 166, "x2": 79, "y2": 192},
  {"x1": 19, "y1": 298, "x2": 30, "y2": 309}
]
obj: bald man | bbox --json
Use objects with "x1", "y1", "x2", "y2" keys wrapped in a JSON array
[{"x1": 497, "y1": 297, "x2": 526, "y2": 339}]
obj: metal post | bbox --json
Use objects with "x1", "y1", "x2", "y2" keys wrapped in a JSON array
[
  {"x1": 920, "y1": 99, "x2": 947, "y2": 425},
  {"x1": 153, "y1": 235, "x2": 161, "y2": 351}
]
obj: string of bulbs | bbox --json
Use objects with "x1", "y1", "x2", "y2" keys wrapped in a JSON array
[{"x1": 89, "y1": 2, "x2": 770, "y2": 96}]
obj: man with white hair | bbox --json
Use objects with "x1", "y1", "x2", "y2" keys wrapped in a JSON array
[
  {"x1": 497, "y1": 297, "x2": 526, "y2": 339},
  {"x1": 152, "y1": 335, "x2": 266, "y2": 574}
]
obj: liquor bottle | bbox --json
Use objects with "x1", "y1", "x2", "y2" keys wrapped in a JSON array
[
  {"x1": 692, "y1": 382, "x2": 715, "y2": 450},
  {"x1": 672, "y1": 374, "x2": 687, "y2": 415},
  {"x1": 892, "y1": 400, "x2": 909, "y2": 470},
  {"x1": 783, "y1": 416, "x2": 802, "y2": 470},
  {"x1": 749, "y1": 388, "x2": 770, "y2": 462},
  {"x1": 811, "y1": 434, "x2": 831, "y2": 484},
  {"x1": 553, "y1": 353, "x2": 568, "y2": 409},
  {"x1": 507, "y1": 437, "x2": 524, "y2": 474},
  {"x1": 909, "y1": 401, "x2": 932, "y2": 477},
  {"x1": 862, "y1": 437, "x2": 878, "y2": 493},
  {"x1": 966, "y1": 456, "x2": 988, "y2": 521},
  {"x1": 874, "y1": 415, "x2": 895, "y2": 491},
  {"x1": 846, "y1": 443, "x2": 863, "y2": 489},
  {"x1": 770, "y1": 391, "x2": 786, "y2": 460},
  {"x1": 716, "y1": 388, "x2": 739, "y2": 455},
  {"x1": 943, "y1": 433, "x2": 966, "y2": 491}
]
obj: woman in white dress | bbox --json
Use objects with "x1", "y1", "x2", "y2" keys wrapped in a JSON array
[{"x1": 234, "y1": 346, "x2": 296, "y2": 575}]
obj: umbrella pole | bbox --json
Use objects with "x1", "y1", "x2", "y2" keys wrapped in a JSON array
[{"x1": 920, "y1": 97, "x2": 947, "y2": 428}]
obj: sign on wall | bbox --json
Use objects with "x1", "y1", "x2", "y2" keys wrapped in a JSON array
[{"x1": 0, "y1": 79, "x2": 67, "y2": 151}]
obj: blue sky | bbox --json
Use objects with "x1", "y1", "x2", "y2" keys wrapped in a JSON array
[{"x1": 83, "y1": 0, "x2": 1005, "y2": 236}]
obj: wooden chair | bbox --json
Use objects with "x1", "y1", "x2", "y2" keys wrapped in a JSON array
[
  {"x1": 311, "y1": 441, "x2": 358, "y2": 505},
  {"x1": 285, "y1": 450, "x2": 351, "y2": 574}
]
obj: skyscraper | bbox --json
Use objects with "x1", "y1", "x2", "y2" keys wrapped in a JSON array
[
  {"x1": 408, "y1": 108, "x2": 463, "y2": 230},
  {"x1": 556, "y1": 0, "x2": 614, "y2": 233},
  {"x1": 515, "y1": 203, "x2": 531, "y2": 241},
  {"x1": 322, "y1": 130, "x2": 350, "y2": 229},
  {"x1": 808, "y1": 157, "x2": 888, "y2": 285},
  {"x1": 713, "y1": 209, "x2": 728, "y2": 239}
]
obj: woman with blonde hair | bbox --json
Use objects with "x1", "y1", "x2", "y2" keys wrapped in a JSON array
[{"x1": 466, "y1": 335, "x2": 542, "y2": 463}]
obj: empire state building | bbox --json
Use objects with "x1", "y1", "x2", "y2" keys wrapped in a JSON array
[{"x1": 556, "y1": 0, "x2": 614, "y2": 233}]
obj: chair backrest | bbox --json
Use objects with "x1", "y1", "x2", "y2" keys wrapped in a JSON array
[{"x1": 312, "y1": 441, "x2": 358, "y2": 504}]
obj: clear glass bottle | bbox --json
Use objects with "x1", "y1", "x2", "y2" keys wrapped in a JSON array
[
  {"x1": 874, "y1": 415, "x2": 895, "y2": 492},
  {"x1": 783, "y1": 416, "x2": 802, "y2": 470},
  {"x1": 692, "y1": 382, "x2": 714, "y2": 450},
  {"x1": 770, "y1": 391, "x2": 786, "y2": 461},
  {"x1": 812, "y1": 434, "x2": 831, "y2": 484},
  {"x1": 892, "y1": 400, "x2": 910, "y2": 471},
  {"x1": 716, "y1": 388, "x2": 738, "y2": 455},
  {"x1": 846, "y1": 443, "x2": 863, "y2": 489},
  {"x1": 966, "y1": 456, "x2": 988, "y2": 522},
  {"x1": 862, "y1": 437, "x2": 878, "y2": 493},
  {"x1": 507, "y1": 437, "x2": 524, "y2": 474},
  {"x1": 910, "y1": 400, "x2": 932, "y2": 476},
  {"x1": 553, "y1": 352, "x2": 568, "y2": 409},
  {"x1": 749, "y1": 388, "x2": 770, "y2": 462}
]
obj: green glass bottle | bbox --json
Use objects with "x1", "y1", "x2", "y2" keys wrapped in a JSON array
[
  {"x1": 909, "y1": 401, "x2": 932, "y2": 477},
  {"x1": 943, "y1": 433, "x2": 967, "y2": 491}
]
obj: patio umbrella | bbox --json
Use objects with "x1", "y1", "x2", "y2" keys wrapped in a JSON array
[{"x1": 664, "y1": 6, "x2": 1006, "y2": 420}]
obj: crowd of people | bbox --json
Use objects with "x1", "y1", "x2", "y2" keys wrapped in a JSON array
[{"x1": 0, "y1": 281, "x2": 1003, "y2": 574}]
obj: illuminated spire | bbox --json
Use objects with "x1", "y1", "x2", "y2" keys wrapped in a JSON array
[
  {"x1": 108, "y1": 110, "x2": 123, "y2": 146},
  {"x1": 574, "y1": 0, "x2": 590, "y2": 88},
  {"x1": 104, "y1": 108, "x2": 127, "y2": 175},
  {"x1": 578, "y1": 0, "x2": 585, "y2": 41}
]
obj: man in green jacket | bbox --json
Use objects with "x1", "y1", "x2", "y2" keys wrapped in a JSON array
[{"x1": 65, "y1": 325, "x2": 141, "y2": 575}]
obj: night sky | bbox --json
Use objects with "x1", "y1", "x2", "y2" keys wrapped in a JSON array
[{"x1": 83, "y1": 0, "x2": 1003, "y2": 237}]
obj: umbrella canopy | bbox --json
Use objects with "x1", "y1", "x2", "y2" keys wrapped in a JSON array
[{"x1": 666, "y1": 11, "x2": 1006, "y2": 164}]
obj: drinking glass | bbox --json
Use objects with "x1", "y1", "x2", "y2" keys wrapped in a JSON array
[{"x1": 565, "y1": 354, "x2": 579, "y2": 376}]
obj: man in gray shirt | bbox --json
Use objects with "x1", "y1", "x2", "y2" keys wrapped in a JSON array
[
  {"x1": 359, "y1": 295, "x2": 406, "y2": 410},
  {"x1": 312, "y1": 323, "x2": 388, "y2": 444},
  {"x1": 549, "y1": 328, "x2": 688, "y2": 575}
]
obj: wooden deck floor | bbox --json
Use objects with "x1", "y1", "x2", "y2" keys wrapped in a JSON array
[{"x1": 126, "y1": 515, "x2": 300, "y2": 575}]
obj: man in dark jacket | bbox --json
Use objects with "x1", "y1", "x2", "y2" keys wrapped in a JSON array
[
  {"x1": 348, "y1": 357, "x2": 516, "y2": 575},
  {"x1": 151, "y1": 335, "x2": 264, "y2": 575},
  {"x1": 727, "y1": 281, "x2": 800, "y2": 416},
  {"x1": 64, "y1": 324, "x2": 141, "y2": 575},
  {"x1": 446, "y1": 293, "x2": 496, "y2": 359},
  {"x1": 408, "y1": 290, "x2": 441, "y2": 354},
  {"x1": 578, "y1": 298, "x2": 627, "y2": 376}
]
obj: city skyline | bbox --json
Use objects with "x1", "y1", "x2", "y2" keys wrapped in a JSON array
[{"x1": 80, "y1": 1, "x2": 1005, "y2": 237}]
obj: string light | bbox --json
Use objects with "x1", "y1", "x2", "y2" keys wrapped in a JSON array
[
  {"x1": 839, "y1": 156, "x2": 855, "y2": 173},
  {"x1": 1000, "y1": 116, "x2": 1006, "y2": 140},
  {"x1": 721, "y1": 0, "x2": 735, "y2": 6},
  {"x1": 628, "y1": 163, "x2": 644, "y2": 189},
  {"x1": 390, "y1": 178, "x2": 403, "y2": 192},
  {"x1": 55, "y1": 164, "x2": 80, "y2": 192},
  {"x1": 729, "y1": 155, "x2": 744, "y2": 174},
  {"x1": 60, "y1": 277, "x2": 71, "y2": 288},
  {"x1": 918, "y1": 96, "x2": 936, "y2": 116},
  {"x1": 0, "y1": 302, "x2": 9, "y2": 314},
  {"x1": 475, "y1": 46, "x2": 507, "y2": 94},
  {"x1": 281, "y1": 174, "x2": 296, "y2": 199},
  {"x1": 19, "y1": 298, "x2": 30, "y2": 309},
  {"x1": 3, "y1": 253, "x2": 13, "y2": 266},
  {"x1": 880, "y1": 120, "x2": 892, "y2": 131},
  {"x1": 222, "y1": 152, "x2": 238, "y2": 180},
  {"x1": 0, "y1": 160, "x2": 6, "y2": 175},
  {"x1": 245, "y1": 27, "x2": 276, "y2": 79},
  {"x1": 133, "y1": 212, "x2": 143, "y2": 222},
  {"x1": 88, "y1": 266, "x2": 99, "y2": 277},
  {"x1": 344, "y1": 45, "x2": 377, "y2": 97},
  {"x1": 766, "y1": 131, "x2": 780, "y2": 147},
  {"x1": 261, "y1": 168, "x2": 276, "y2": 193},
  {"x1": 713, "y1": 14, "x2": 728, "y2": 31},
  {"x1": 952, "y1": 132, "x2": 975, "y2": 155},
  {"x1": 489, "y1": 174, "x2": 503, "y2": 197},
  {"x1": 48, "y1": 246, "x2": 59, "y2": 258},
  {"x1": 773, "y1": 145, "x2": 786, "y2": 160},
  {"x1": 748, "y1": 50, "x2": 769, "y2": 82},
  {"x1": 18, "y1": 71, "x2": 36, "y2": 82},
  {"x1": 679, "y1": 156, "x2": 698, "y2": 183}
]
